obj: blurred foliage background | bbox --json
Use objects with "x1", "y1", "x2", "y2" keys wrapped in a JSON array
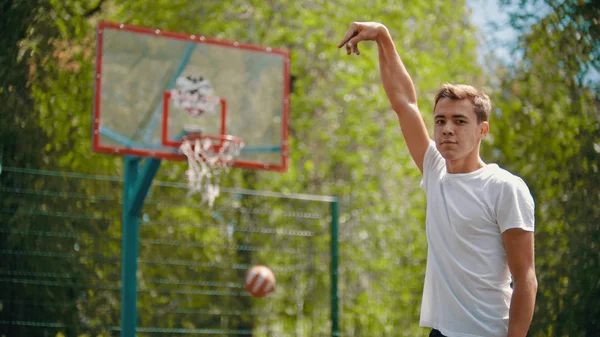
[{"x1": 1, "y1": 0, "x2": 598, "y2": 336}]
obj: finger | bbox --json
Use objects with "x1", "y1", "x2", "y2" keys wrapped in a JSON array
[
  {"x1": 345, "y1": 41, "x2": 359, "y2": 55},
  {"x1": 337, "y1": 25, "x2": 359, "y2": 48},
  {"x1": 337, "y1": 29, "x2": 355, "y2": 48},
  {"x1": 346, "y1": 35, "x2": 362, "y2": 55}
]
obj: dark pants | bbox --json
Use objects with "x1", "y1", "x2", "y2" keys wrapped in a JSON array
[{"x1": 429, "y1": 329, "x2": 447, "y2": 337}]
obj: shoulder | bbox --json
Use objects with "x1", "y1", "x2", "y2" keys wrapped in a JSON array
[
  {"x1": 484, "y1": 165, "x2": 535, "y2": 211},
  {"x1": 423, "y1": 140, "x2": 445, "y2": 173},
  {"x1": 485, "y1": 165, "x2": 531, "y2": 193},
  {"x1": 486, "y1": 166, "x2": 535, "y2": 232},
  {"x1": 421, "y1": 140, "x2": 445, "y2": 191}
]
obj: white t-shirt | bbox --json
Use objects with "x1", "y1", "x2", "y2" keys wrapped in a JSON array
[{"x1": 419, "y1": 140, "x2": 535, "y2": 337}]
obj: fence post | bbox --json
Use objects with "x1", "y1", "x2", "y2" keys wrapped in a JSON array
[{"x1": 330, "y1": 198, "x2": 340, "y2": 336}]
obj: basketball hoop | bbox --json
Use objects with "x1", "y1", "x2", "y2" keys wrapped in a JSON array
[{"x1": 179, "y1": 134, "x2": 244, "y2": 207}]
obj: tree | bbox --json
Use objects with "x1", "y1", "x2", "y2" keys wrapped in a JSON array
[
  {"x1": 485, "y1": 1, "x2": 600, "y2": 335},
  {"x1": 2, "y1": 0, "x2": 485, "y2": 336}
]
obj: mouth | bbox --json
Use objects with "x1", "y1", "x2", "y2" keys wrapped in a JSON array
[{"x1": 440, "y1": 140, "x2": 457, "y2": 145}]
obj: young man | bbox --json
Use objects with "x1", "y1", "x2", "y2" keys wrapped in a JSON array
[{"x1": 338, "y1": 22, "x2": 537, "y2": 337}]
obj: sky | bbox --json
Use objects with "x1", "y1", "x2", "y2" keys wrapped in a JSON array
[
  {"x1": 467, "y1": 0, "x2": 519, "y2": 65},
  {"x1": 468, "y1": 0, "x2": 599, "y2": 84}
]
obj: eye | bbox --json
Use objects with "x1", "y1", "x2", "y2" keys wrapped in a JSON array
[
  {"x1": 457, "y1": 119, "x2": 467, "y2": 124},
  {"x1": 435, "y1": 119, "x2": 445, "y2": 125}
]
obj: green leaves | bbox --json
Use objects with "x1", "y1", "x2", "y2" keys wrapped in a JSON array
[
  {"x1": 487, "y1": 1, "x2": 600, "y2": 335},
  {"x1": 3, "y1": 0, "x2": 484, "y2": 335}
]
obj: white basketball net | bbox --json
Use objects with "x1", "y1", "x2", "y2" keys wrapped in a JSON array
[{"x1": 179, "y1": 137, "x2": 244, "y2": 207}]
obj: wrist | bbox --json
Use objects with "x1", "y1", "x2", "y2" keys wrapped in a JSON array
[{"x1": 375, "y1": 25, "x2": 391, "y2": 43}]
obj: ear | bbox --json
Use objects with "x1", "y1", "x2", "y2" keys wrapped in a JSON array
[{"x1": 479, "y1": 121, "x2": 489, "y2": 139}]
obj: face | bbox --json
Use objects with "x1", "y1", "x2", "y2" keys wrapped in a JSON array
[{"x1": 433, "y1": 97, "x2": 489, "y2": 161}]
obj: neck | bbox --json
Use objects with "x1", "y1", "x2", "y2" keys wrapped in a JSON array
[{"x1": 445, "y1": 147, "x2": 486, "y2": 174}]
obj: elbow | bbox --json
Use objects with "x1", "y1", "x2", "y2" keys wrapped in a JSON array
[
  {"x1": 391, "y1": 101, "x2": 419, "y2": 117},
  {"x1": 530, "y1": 275, "x2": 539, "y2": 302},
  {"x1": 514, "y1": 269, "x2": 538, "y2": 293},
  {"x1": 525, "y1": 271, "x2": 538, "y2": 294},
  {"x1": 528, "y1": 268, "x2": 538, "y2": 291}
]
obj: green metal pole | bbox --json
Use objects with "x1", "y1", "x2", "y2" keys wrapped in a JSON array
[
  {"x1": 330, "y1": 198, "x2": 340, "y2": 337},
  {"x1": 122, "y1": 157, "x2": 140, "y2": 337},
  {"x1": 121, "y1": 157, "x2": 161, "y2": 337}
]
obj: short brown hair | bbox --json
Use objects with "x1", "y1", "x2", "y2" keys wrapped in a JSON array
[{"x1": 434, "y1": 83, "x2": 491, "y2": 123}]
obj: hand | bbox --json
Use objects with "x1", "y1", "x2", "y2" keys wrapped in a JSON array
[{"x1": 337, "y1": 22, "x2": 387, "y2": 55}]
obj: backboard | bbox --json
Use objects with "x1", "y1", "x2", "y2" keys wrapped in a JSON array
[{"x1": 92, "y1": 21, "x2": 290, "y2": 171}]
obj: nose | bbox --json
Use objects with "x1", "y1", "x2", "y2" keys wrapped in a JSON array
[{"x1": 443, "y1": 123, "x2": 454, "y2": 135}]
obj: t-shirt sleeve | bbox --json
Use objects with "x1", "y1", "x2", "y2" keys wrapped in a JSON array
[
  {"x1": 420, "y1": 139, "x2": 445, "y2": 192},
  {"x1": 495, "y1": 176, "x2": 535, "y2": 233}
]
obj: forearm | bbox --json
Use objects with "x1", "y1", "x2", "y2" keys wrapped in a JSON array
[
  {"x1": 507, "y1": 274, "x2": 538, "y2": 337},
  {"x1": 375, "y1": 27, "x2": 418, "y2": 112}
]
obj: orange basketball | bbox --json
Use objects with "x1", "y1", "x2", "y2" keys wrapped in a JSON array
[{"x1": 245, "y1": 265, "x2": 276, "y2": 297}]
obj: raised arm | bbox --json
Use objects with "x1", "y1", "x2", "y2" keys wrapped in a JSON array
[{"x1": 338, "y1": 22, "x2": 430, "y2": 173}]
